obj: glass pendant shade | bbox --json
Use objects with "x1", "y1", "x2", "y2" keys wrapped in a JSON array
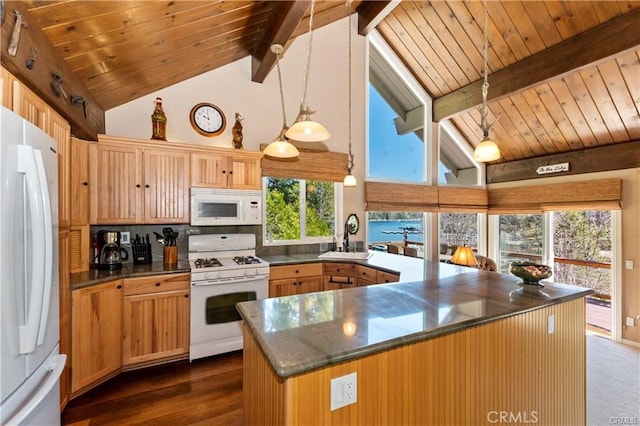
[
  {"x1": 264, "y1": 130, "x2": 300, "y2": 158},
  {"x1": 473, "y1": 136, "x2": 500, "y2": 162},
  {"x1": 285, "y1": 106, "x2": 330, "y2": 142},
  {"x1": 450, "y1": 245, "x2": 477, "y2": 267},
  {"x1": 343, "y1": 173, "x2": 357, "y2": 187}
]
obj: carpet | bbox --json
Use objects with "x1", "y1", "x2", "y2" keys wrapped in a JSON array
[{"x1": 587, "y1": 334, "x2": 640, "y2": 426}]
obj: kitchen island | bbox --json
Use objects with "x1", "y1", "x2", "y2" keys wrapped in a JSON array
[{"x1": 237, "y1": 259, "x2": 592, "y2": 425}]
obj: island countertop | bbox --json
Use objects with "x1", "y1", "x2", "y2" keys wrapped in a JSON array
[{"x1": 237, "y1": 260, "x2": 593, "y2": 379}]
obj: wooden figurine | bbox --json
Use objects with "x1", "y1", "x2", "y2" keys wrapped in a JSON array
[{"x1": 232, "y1": 112, "x2": 244, "y2": 149}]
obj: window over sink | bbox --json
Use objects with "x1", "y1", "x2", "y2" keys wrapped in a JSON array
[{"x1": 263, "y1": 177, "x2": 339, "y2": 245}]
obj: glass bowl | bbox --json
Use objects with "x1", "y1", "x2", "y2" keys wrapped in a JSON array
[{"x1": 510, "y1": 261, "x2": 552, "y2": 285}]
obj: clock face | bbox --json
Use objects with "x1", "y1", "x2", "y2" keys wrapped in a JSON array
[{"x1": 190, "y1": 103, "x2": 226, "y2": 137}]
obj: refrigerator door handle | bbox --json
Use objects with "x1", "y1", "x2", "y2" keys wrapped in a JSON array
[
  {"x1": 16, "y1": 145, "x2": 47, "y2": 355},
  {"x1": 34, "y1": 149, "x2": 53, "y2": 346},
  {"x1": 4, "y1": 354, "x2": 66, "y2": 426}
]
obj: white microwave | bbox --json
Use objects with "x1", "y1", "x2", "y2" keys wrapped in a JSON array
[{"x1": 190, "y1": 188, "x2": 262, "y2": 226}]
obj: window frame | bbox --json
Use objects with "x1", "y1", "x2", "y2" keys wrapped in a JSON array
[{"x1": 262, "y1": 177, "x2": 343, "y2": 246}]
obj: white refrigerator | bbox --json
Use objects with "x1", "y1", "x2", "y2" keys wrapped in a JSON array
[{"x1": 1, "y1": 106, "x2": 66, "y2": 425}]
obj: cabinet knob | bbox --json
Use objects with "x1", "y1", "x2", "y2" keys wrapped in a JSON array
[
  {"x1": 229, "y1": 171, "x2": 233, "y2": 175},
  {"x1": 145, "y1": 184, "x2": 150, "y2": 188},
  {"x1": 184, "y1": 294, "x2": 189, "y2": 298},
  {"x1": 222, "y1": 170, "x2": 226, "y2": 174},
  {"x1": 155, "y1": 282, "x2": 161, "y2": 287},
  {"x1": 117, "y1": 284, "x2": 122, "y2": 289},
  {"x1": 82, "y1": 181, "x2": 88, "y2": 186},
  {"x1": 136, "y1": 184, "x2": 141, "y2": 188},
  {"x1": 295, "y1": 270, "x2": 299, "y2": 274}
]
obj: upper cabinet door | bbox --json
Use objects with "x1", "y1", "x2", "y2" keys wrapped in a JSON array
[
  {"x1": 12, "y1": 81, "x2": 48, "y2": 132},
  {"x1": 143, "y1": 150, "x2": 190, "y2": 223},
  {"x1": 90, "y1": 143, "x2": 143, "y2": 224},
  {"x1": 50, "y1": 109, "x2": 71, "y2": 229},
  {"x1": 230, "y1": 155, "x2": 261, "y2": 190},
  {"x1": 190, "y1": 152, "x2": 231, "y2": 188},
  {"x1": 70, "y1": 139, "x2": 91, "y2": 226}
]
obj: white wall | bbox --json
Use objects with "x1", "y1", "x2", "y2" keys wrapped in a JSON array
[{"x1": 106, "y1": 16, "x2": 366, "y2": 238}]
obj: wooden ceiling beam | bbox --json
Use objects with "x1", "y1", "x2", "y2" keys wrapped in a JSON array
[
  {"x1": 433, "y1": 8, "x2": 640, "y2": 122},
  {"x1": 251, "y1": 0, "x2": 310, "y2": 83},
  {"x1": 357, "y1": 1, "x2": 400, "y2": 36},
  {"x1": 486, "y1": 141, "x2": 640, "y2": 184},
  {"x1": 1, "y1": 1, "x2": 105, "y2": 140}
]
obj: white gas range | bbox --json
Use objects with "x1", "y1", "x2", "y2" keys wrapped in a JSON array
[{"x1": 188, "y1": 233, "x2": 269, "y2": 361}]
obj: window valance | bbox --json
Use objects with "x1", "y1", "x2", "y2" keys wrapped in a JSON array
[
  {"x1": 260, "y1": 146, "x2": 348, "y2": 182},
  {"x1": 364, "y1": 182, "x2": 488, "y2": 212},
  {"x1": 488, "y1": 178, "x2": 622, "y2": 214}
]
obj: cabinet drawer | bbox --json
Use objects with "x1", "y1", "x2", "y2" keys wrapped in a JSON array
[
  {"x1": 270, "y1": 263, "x2": 322, "y2": 280},
  {"x1": 355, "y1": 265, "x2": 377, "y2": 282},
  {"x1": 323, "y1": 263, "x2": 355, "y2": 277},
  {"x1": 123, "y1": 273, "x2": 190, "y2": 296},
  {"x1": 377, "y1": 270, "x2": 400, "y2": 284}
]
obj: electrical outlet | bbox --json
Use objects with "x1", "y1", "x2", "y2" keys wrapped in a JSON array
[
  {"x1": 121, "y1": 232, "x2": 130, "y2": 244},
  {"x1": 547, "y1": 314, "x2": 555, "y2": 334},
  {"x1": 626, "y1": 317, "x2": 635, "y2": 327},
  {"x1": 330, "y1": 372, "x2": 357, "y2": 411}
]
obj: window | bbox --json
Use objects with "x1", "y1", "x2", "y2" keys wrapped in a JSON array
[
  {"x1": 439, "y1": 212, "x2": 478, "y2": 254},
  {"x1": 368, "y1": 35, "x2": 429, "y2": 184},
  {"x1": 497, "y1": 214, "x2": 544, "y2": 273},
  {"x1": 367, "y1": 211, "x2": 424, "y2": 253},
  {"x1": 264, "y1": 177, "x2": 338, "y2": 244}
]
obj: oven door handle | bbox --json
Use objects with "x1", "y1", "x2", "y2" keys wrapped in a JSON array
[{"x1": 192, "y1": 275, "x2": 269, "y2": 286}]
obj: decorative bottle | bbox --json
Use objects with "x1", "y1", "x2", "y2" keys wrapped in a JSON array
[{"x1": 151, "y1": 97, "x2": 167, "y2": 140}]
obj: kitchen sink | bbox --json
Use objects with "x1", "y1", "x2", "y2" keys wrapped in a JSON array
[{"x1": 318, "y1": 251, "x2": 372, "y2": 260}]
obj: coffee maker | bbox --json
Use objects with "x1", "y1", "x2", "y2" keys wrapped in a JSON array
[{"x1": 97, "y1": 230, "x2": 129, "y2": 270}]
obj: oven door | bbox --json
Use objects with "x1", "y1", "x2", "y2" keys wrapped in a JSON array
[{"x1": 189, "y1": 276, "x2": 268, "y2": 360}]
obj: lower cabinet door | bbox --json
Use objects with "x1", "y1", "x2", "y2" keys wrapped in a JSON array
[
  {"x1": 71, "y1": 280, "x2": 123, "y2": 393},
  {"x1": 122, "y1": 290, "x2": 190, "y2": 366}
]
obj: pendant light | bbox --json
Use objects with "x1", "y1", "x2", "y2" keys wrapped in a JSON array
[
  {"x1": 263, "y1": 44, "x2": 300, "y2": 158},
  {"x1": 284, "y1": 0, "x2": 331, "y2": 142},
  {"x1": 473, "y1": 0, "x2": 500, "y2": 163},
  {"x1": 343, "y1": 1, "x2": 356, "y2": 187}
]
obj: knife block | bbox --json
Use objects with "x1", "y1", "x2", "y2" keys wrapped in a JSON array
[{"x1": 132, "y1": 243, "x2": 152, "y2": 265}]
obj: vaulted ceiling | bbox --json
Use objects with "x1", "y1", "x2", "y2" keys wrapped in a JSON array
[{"x1": 9, "y1": 0, "x2": 640, "y2": 167}]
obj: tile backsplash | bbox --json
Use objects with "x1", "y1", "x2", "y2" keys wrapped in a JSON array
[{"x1": 90, "y1": 225, "x2": 363, "y2": 265}]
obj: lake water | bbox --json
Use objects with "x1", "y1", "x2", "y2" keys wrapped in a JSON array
[{"x1": 367, "y1": 220, "x2": 424, "y2": 244}]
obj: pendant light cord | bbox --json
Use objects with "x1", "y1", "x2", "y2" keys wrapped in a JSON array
[
  {"x1": 480, "y1": 0, "x2": 490, "y2": 138},
  {"x1": 347, "y1": 0, "x2": 354, "y2": 171},
  {"x1": 299, "y1": 0, "x2": 316, "y2": 108},
  {"x1": 275, "y1": 47, "x2": 288, "y2": 128}
]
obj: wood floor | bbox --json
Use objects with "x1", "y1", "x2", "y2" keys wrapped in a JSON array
[{"x1": 62, "y1": 351, "x2": 243, "y2": 426}]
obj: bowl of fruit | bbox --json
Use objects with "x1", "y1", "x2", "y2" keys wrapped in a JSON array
[{"x1": 509, "y1": 261, "x2": 552, "y2": 286}]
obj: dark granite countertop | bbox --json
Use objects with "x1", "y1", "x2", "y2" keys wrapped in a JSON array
[
  {"x1": 70, "y1": 260, "x2": 191, "y2": 289},
  {"x1": 237, "y1": 260, "x2": 593, "y2": 379}
]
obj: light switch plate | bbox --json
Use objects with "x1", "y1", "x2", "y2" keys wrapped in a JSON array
[
  {"x1": 547, "y1": 315, "x2": 555, "y2": 334},
  {"x1": 121, "y1": 232, "x2": 130, "y2": 244},
  {"x1": 625, "y1": 260, "x2": 634, "y2": 270},
  {"x1": 626, "y1": 317, "x2": 635, "y2": 327}
]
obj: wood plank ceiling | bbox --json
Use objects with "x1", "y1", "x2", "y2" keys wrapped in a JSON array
[{"x1": 19, "y1": 0, "x2": 640, "y2": 165}]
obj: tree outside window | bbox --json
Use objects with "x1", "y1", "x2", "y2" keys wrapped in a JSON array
[{"x1": 265, "y1": 177, "x2": 335, "y2": 243}]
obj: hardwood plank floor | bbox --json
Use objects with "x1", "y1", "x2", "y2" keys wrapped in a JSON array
[{"x1": 62, "y1": 351, "x2": 243, "y2": 426}]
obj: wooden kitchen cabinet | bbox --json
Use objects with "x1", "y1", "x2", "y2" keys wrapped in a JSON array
[
  {"x1": 71, "y1": 280, "x2": 123, "y2": 395},
  {"x1": 143, "y1": 149, "x2": 190, "y2": 223},
  {"x1": 11, "y1": 80, "x2": 48, "y2": 131},
  {"x1": 323, "y1": 263, "x2": 355, "y2": 290},
  {"x1": 122, "y1": 273, "x2": 190, "y2": 367},
  {"x1": 355, "y1": 265, "x2": 380, "y2": 287},
  {"x1": 70, "y1": 138, "x2": 91, "y2": 225},
  {"x1": 191, "y1": 150, "x2": 262, "y2": 190},
  {"x1": 1, "y1": 66, "x2": 14, "y2": 108},
  {"x1": 269, "y1": 263, "x2": 323, "y2": 297},
  {"x1": 377, "y1": 269, "x2": 400, "y2": 284},
  {"x1": 58, "y1": 230, "x2": 71, "y2": 409},
  {"x1": 89, "y1": 142, "x2": 189, "y2": 224}
]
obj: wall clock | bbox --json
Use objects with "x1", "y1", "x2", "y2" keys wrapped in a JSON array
[{"x1": 189, "y1": 102, "x2": 226, "y2": 137}]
